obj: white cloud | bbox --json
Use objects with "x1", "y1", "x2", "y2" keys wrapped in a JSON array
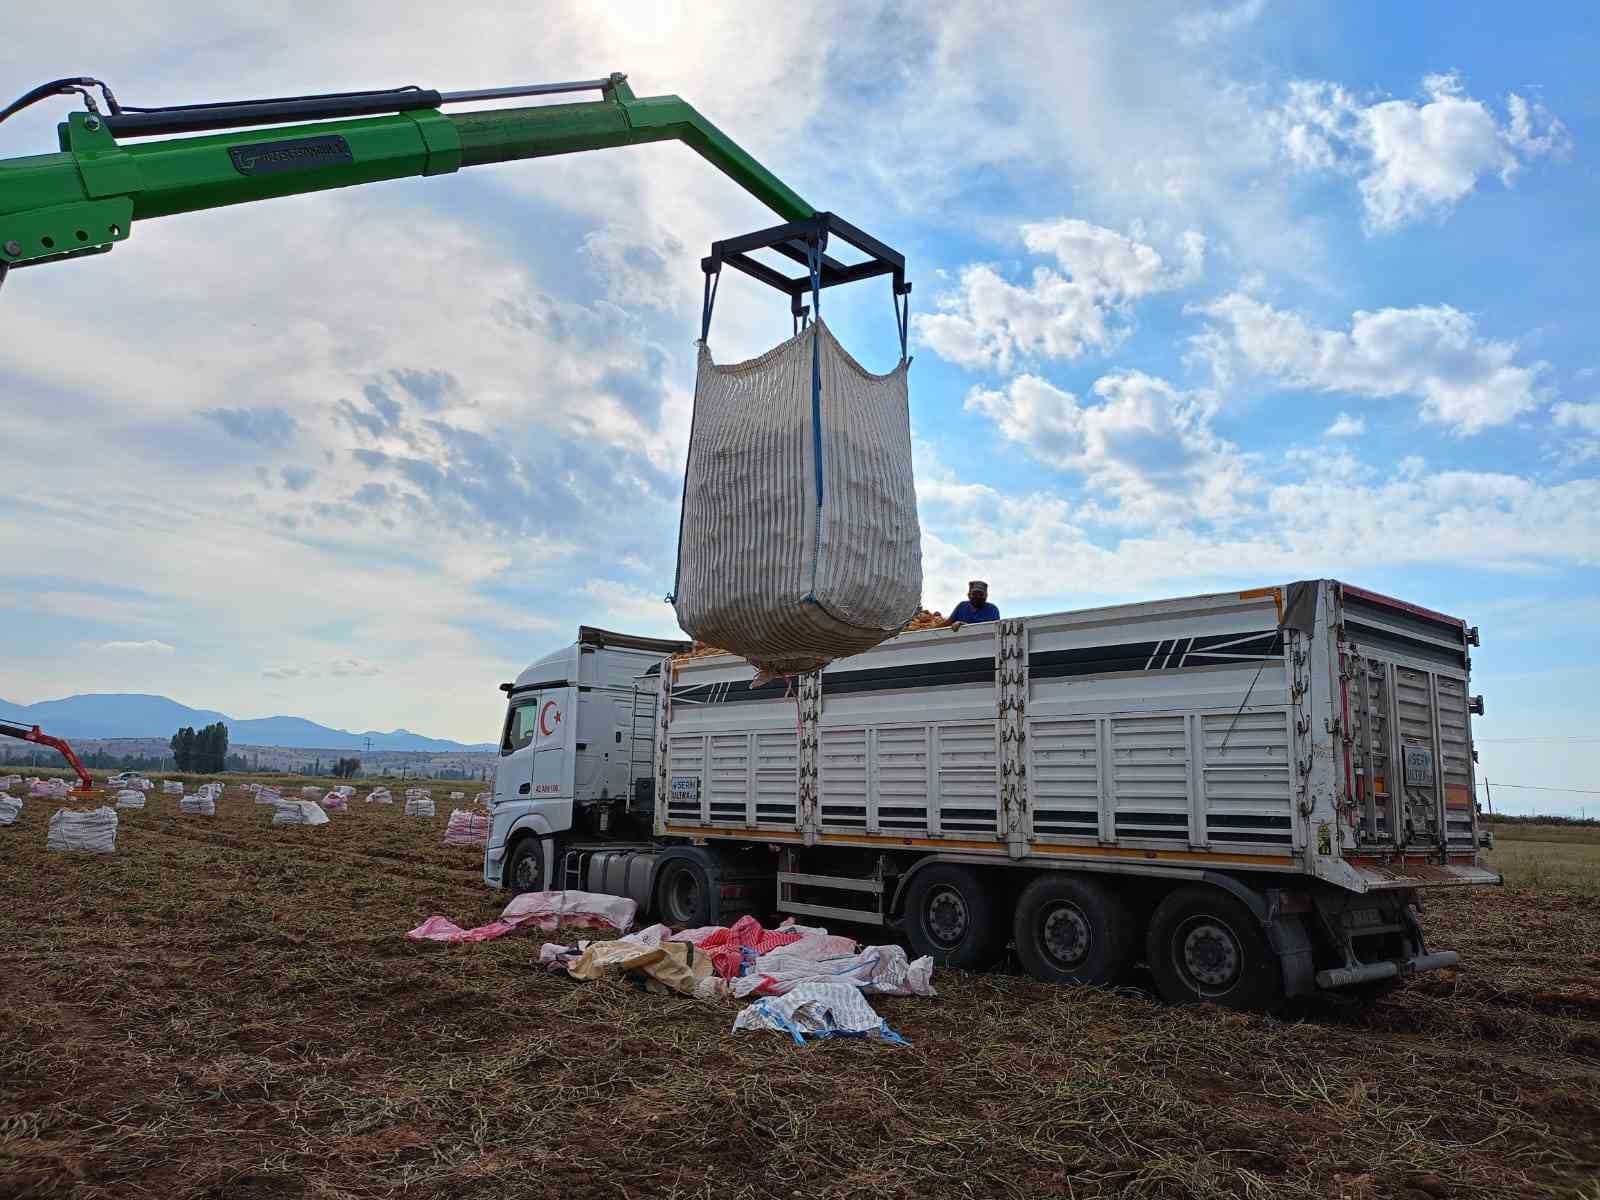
[
  {"x1": 98, "y1": 640, "x2": 175, "y2": 654},
  {"x1": 964, "y1": 371, "x2": 1253, "y2": 526},
  {"x1": 1177, "y1": 0, "x2": 1266, "y2": 45},
  {"x1": 1193, "y1": 292, "x2": 1545, "y2": 433},
  {"x1": 1553, "y1": 402, "x2": 1600, "y2": 434},
  {"x1": 1275, "y1": 72, "x2": 1571, "y2": 231},
  {"x1": 915, "y1": 222, "x2": 1204, "y2": 371},
  {"x1": 1324, "y1": 412, "x2": 1365, "y2": 437},
  {"x1": 1553, "y1": 401, "x2": 1600, "y2": 464},
  {"x1": 912, "y1": 441, "x2": 1600, "y2": 616},
  {"x1": 580, "y1": 580, "x2": 683, "y2": 639}
]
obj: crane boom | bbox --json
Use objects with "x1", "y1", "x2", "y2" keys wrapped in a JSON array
[
  {"x1": 0, "y1": 73, "x2": 812, "y2": 285},
  {"x1": 0, "y1": 720, "x2": 94, "y2": 794}
]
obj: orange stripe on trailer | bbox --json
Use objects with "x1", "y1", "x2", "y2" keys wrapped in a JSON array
[
  {"x1": 1238, "y1": 586, "x2": 1284, "y2": 624},
  {"x1": 1032, "y1": 841, "x2": 1294, "y2": 867},
  {"x1": 660, "y1": 825, "x2": 1294, "y2": 867},
  {"x1": 1445, "y1": 786, "x2": 1473, "y2": 810}
]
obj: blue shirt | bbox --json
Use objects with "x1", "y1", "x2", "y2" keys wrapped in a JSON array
[{"x1": 950, "y1": 599, "x2": 1000, "y2": 624}]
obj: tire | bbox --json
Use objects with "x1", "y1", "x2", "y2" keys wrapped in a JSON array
[
  {"x1": 1012, "y1": 873, "x2": 1136, "y2": 987},
  {"x1": 903, "y1": 863, "x2": 1003, "y2": 970},
  {"x1": 505, "y1": 835, "x2": 549, "y2": 895},
  {"x1": 655, "y1": 856, "x2": 712, "y2": 927},
  {"x1": 1146, "y1": 885, "x2": 1285, "y2": 1013}
]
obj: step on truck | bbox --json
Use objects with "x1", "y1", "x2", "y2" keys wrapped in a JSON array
[{"x1": 484, "y1": 580, "x2": 1498, "y2": 1011}]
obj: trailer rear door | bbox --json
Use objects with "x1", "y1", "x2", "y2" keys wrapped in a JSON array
[{"x1": 1340, "y1": 586, "x2": 1477, "y2": 853}]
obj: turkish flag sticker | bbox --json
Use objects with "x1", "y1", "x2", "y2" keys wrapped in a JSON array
[{"x1": 538, "y1": 699, "x2": 563, "y2": 741}]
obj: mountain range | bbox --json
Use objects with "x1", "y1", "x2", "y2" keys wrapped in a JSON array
[{"x1": 0, "y1": 693, "x2": 495, "y2": 752}]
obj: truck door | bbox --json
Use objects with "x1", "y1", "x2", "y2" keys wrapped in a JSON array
[
  {"x1": 532, "y1": 687, "x2": 573, "y2": 798},
  {"x1": 497, "y1": 692, "x2": 541, "y2": 803}
]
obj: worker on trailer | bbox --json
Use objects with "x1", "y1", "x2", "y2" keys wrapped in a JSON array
[{"x1": 945, "y1": 580, "x2": 999, "y2": 630}]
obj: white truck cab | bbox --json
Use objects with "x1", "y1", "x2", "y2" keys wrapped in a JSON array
[{"x1": 484, "y1": 626, "x2": 687, "y2": 892}]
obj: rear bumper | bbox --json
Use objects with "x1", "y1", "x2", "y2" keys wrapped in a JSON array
[
  {"x1": 1316, "y1": 950, "x2": 1459, "y2": 990},
  {"x1": 1348, "y1": 861, "x2": 1501, "y2": 890}
]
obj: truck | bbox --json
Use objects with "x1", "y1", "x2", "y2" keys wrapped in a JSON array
[{"x1": 484, "y1": 579, "x2": 1498, "y2": 1011}]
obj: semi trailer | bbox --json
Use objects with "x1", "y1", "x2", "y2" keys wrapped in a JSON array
[{"x1": 484, "y1": 579, "x2": 1497, "y2": 1011}]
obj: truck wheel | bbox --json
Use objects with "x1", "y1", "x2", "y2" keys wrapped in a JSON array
[
  {"x1": 903, "y1": 863, "x2": 1001, "y2": 970},
  {"x1": 655, "y1": 857, "x2": 712, "y2": 927},
  {"x1": 505, "y1": 835, "x2": 548, "y2": 895},
  {"x1": 1146, "y1": 885, "x2": 1285, "y2": 1013},
  {"x1": 1012, "y1": 873, "x2": 1136, "y2": 987}
]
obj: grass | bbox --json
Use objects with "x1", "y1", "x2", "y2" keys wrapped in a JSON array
[
  {"x1": 1486, "y1": 839, "x2": 1600, "y2": 896},
  {"x1": 1488, "y1": 821, "x2": 1600, "y2": 845},
  {"x1": 1, "y1": 773, "x2": 1598, "y2": 1198}
]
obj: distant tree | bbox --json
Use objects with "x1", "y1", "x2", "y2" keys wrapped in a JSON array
[
  {"x1": 170, "y1": 726, "x2": 197, "y2": 771},
  {"x1": 195, "y1": 722, "x2": 229, "y2": 773},
  {"x1": 332, "y1": 756, "x2": 361, "y2": 779}
]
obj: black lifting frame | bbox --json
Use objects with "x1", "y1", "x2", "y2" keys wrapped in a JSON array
[{"x1": 699, "y1": 212, "x2": 911, "y2": 352}]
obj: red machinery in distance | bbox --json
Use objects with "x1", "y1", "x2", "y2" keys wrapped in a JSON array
[{"x1": 0, "y1": 719, "x2": 94, "y2": 795}]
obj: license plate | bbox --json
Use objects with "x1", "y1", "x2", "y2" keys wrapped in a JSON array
[
  {"x1": 669, "y1": 776, "x2": 701, "y2": 800},
  {"x1": 1403, "y1": 744, "x2": 1435, "y2": 787}
]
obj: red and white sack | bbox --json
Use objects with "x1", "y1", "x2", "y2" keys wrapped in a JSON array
[
  {"x1": 0, "y1": 774, "x2": 21, "y2": 790},
  {"x1": 364, "y1": 787, "x2": 392, "y2": 804},
  {"x1": 442, "y1": 808, "x2": 489, "y2": 847},
  {"x1": 323, "y1": 793, "x2": 348, "y2": 812},
  {"x1": 253, "y1": 786, "x2": 282, "y2": 806},
  {"x1": 47, "y1": 806, "x2": 118, "y2": 852},
  {"x1": 672, "y1": 320, "x2": 921, "y2": 677}
]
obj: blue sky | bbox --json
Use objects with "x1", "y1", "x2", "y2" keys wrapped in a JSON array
[{"x1": 1, "y1": 2, "x2": 1596, "y2": 814}]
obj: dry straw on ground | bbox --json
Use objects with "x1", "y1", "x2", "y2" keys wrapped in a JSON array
[{"x1": 1, "y1": 776, "x2": 1597, "y2": 1199}]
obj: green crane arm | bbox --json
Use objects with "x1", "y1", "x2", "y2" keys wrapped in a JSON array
[{"x1": 0, "y1": 75, "x2": 812, "y2": 277}]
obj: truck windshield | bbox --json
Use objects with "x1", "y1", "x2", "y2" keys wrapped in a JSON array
[{"x1": 501, "y1": 698, "x2": 540, "y2": 755}]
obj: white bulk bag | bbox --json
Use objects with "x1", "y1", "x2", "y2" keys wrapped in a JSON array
[
  {"x1": 673, "y1": 320, "x2": 921, "y2": 676},
  {"x1": 0, "y1": 794, "x2": 20, "y2": 825},
  {"x1": 272, "y1": 800, "x2": 329, "y2": 826},
  {"x1": 405, "y1": 795, "x2": 435, "y2": 818},
  {"x1": 365, "y1": 788, "x2": 393, "y2": 804},
  {"x1": 179, "y1": 793, "x2": 215, "y2": 816},
  {"x1": 115, "y1": 789, "x2": 146, "y2": 809},
  {"x1": 47, "y1": 806, "x2": 118, "y2": 852},
  {"x1": 161, "y1": 780, "x2": 184, "y2": 795}
]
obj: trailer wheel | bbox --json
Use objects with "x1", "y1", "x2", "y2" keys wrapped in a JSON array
[
  {"x1": 505, "y1": 835, "x2": 548, "y2": 895},
  {"x1": 1146, "y1": 885, "x2": 1284, "y2": 1013},
  {"x1": 1012, "y1": 874, "x2": 1136, "y2": 987},
  {"x1": 903, "y1": 864, "x2": 1002, "y2": 970},
  {"x1": 655, "y1": 857, "x2": 712, "y2": 927}
]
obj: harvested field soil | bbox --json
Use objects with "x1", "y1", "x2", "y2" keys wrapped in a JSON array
[{"x1": 3, "y1": 780, "x2": 1598, "y2": 1199}]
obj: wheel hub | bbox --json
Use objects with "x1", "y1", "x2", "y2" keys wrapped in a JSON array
[
  {"x1": 927, "y1": 886, "x2": 969, "y2": 947},
  {"x1": 670, "y1": 872, "x2": 700, "y2": 921},
  {"x1": 514, "y1": 849, "x2": 542, "y2": 890},
  {"x1": 1041, "y1": 902, "x2": 1092, "y2": 968},
  {"x1": 1180, "y1": 919, "x2": 1242, "y2": 990}
]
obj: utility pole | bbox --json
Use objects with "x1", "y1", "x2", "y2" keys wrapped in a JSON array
[{"x1": 1483, "y1": 778, "x2": 1493, "y2": 816}]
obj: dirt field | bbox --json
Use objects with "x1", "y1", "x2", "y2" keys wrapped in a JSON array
[{"x1": 3, "y1": 777, "x2": 1599, "y2": 1200}]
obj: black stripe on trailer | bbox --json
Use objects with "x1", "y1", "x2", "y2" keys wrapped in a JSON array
[{"x1": 676, "y1": 629, "x2": 1285, "y2": 704}]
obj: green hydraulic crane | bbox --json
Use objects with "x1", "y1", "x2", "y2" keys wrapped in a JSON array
[{"x1": 0, "y1": 72, "x2": 819, "y2": 292}]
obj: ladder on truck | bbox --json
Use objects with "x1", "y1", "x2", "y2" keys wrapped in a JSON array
[{"x1": 626, "y1": 682, "x2": 657, "y2": 816}]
